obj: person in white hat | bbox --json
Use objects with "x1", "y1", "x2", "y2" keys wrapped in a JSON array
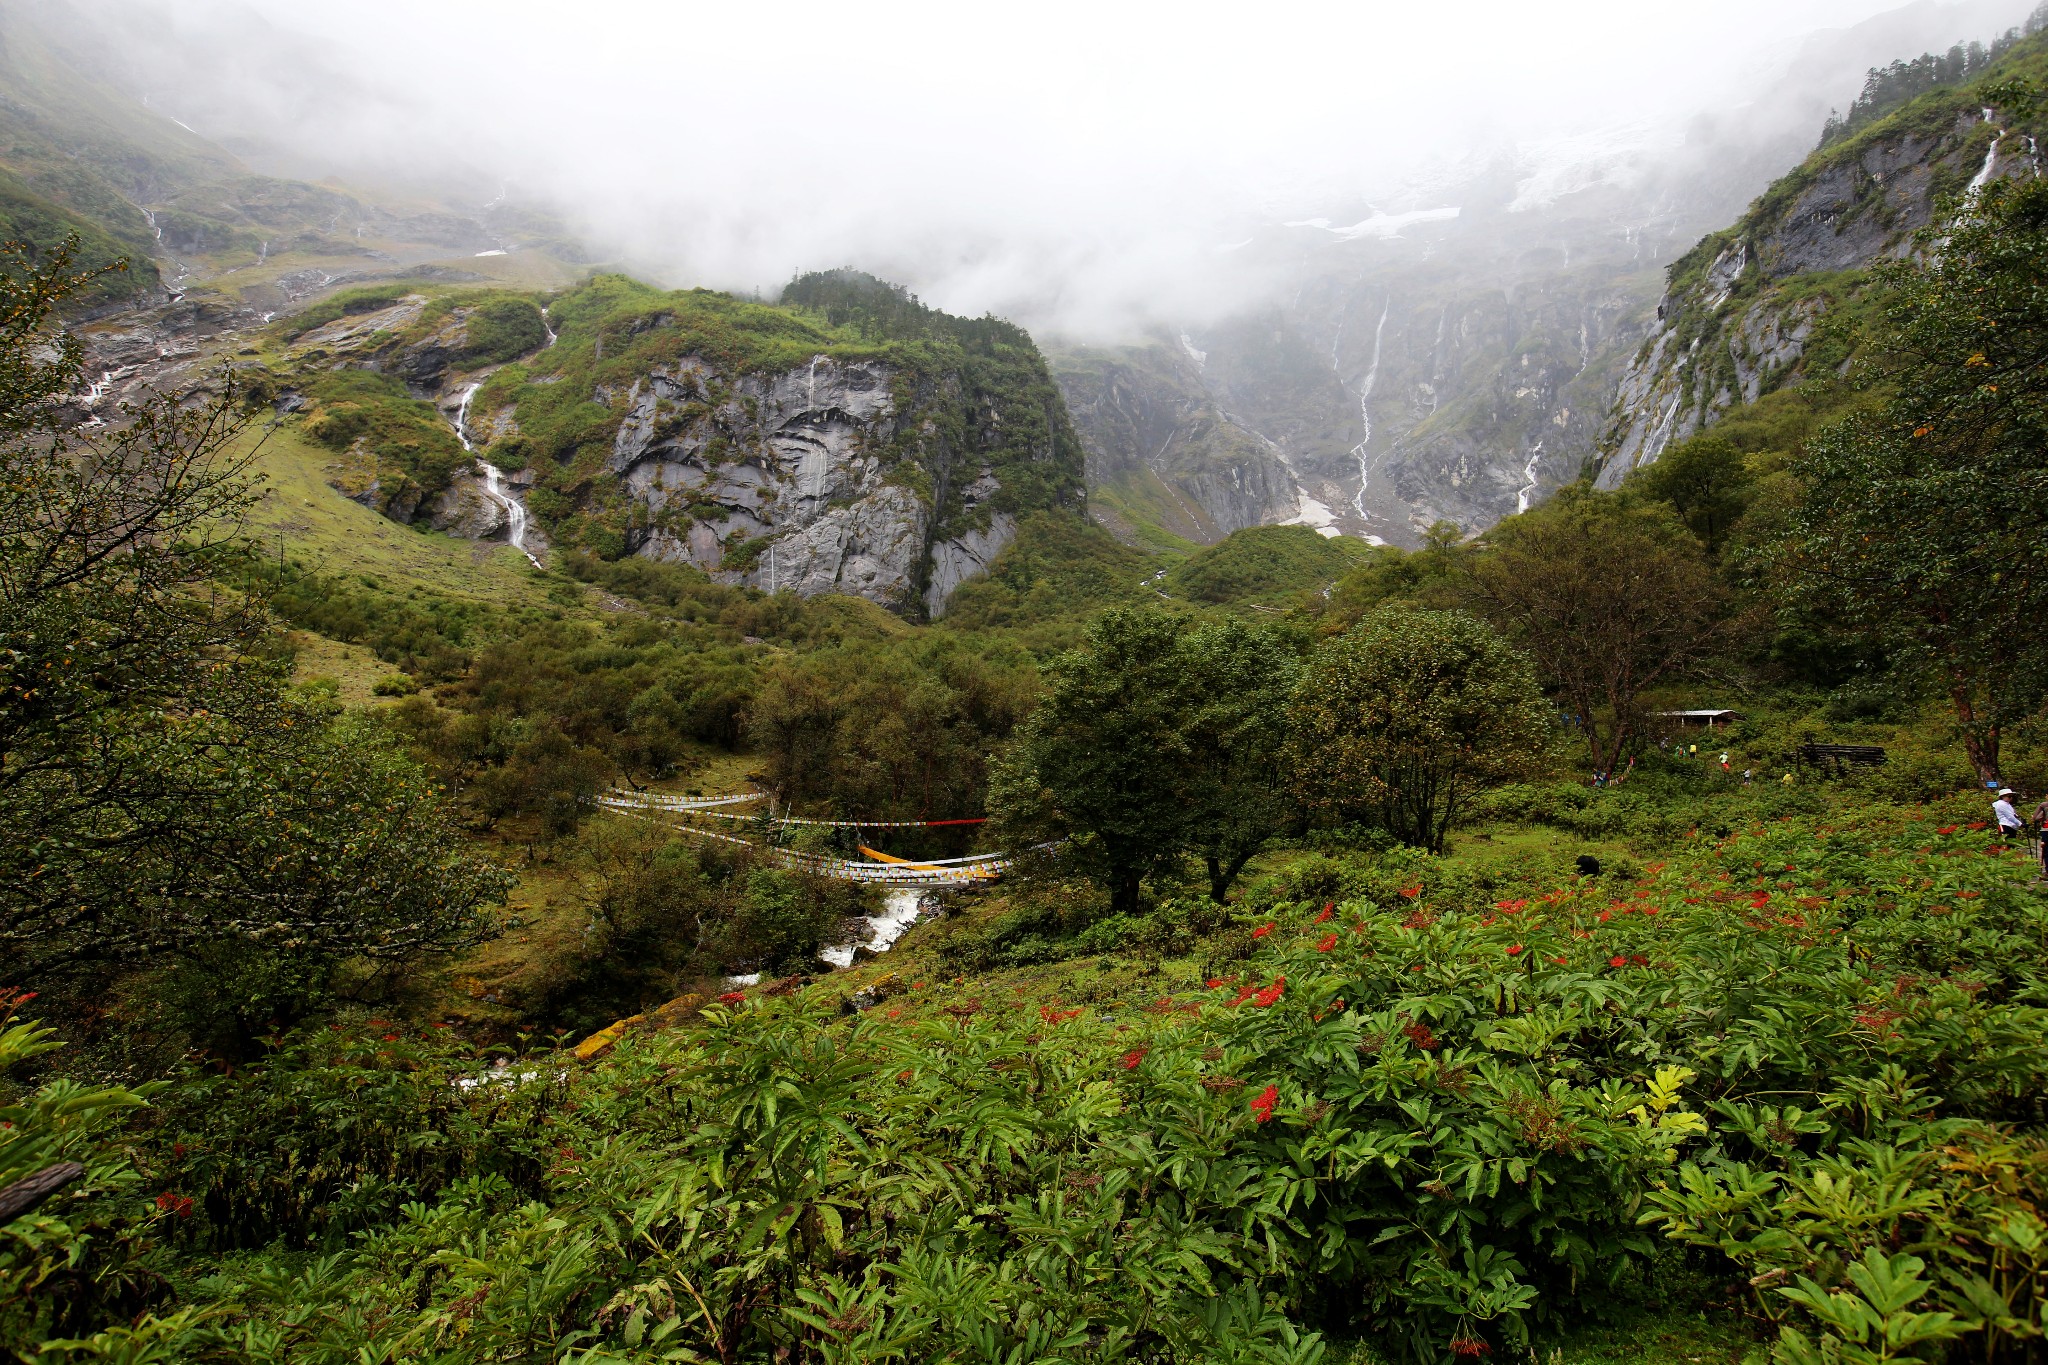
[{"x1": 1993, "y1": 788, "x2": 2022, "y2": 841}]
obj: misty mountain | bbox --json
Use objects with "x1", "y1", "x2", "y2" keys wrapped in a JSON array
[
  {"x1": 1053, "y1": 0, "x2": 2045, "y2": 548},
  {"x1": 1598, "y1": 15, "x2": 2048, "y2": 480}
]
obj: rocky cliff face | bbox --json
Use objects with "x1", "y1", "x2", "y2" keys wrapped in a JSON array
[
  {"x1": 597, "y1": 355, "x2": 1023, "y2": 618},
  {"x1": 1596, "y1": 36, "x2": 2048, "y2": 485},
  {"x1": 435, "y1": 273, "x2": 1088, "y2": 619},
  {"x1": 1056, "y1": 236, "x2": 1663, "y2": 547},
  {"x1": 1049, "y1": 340, "x2": 1303, "y2": 543}
]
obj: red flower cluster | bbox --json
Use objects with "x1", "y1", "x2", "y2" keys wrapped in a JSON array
[
  {"x1": 1316, "y1": 933, "x2": 1337, "y2": 953},
  {"x1": 1253, "y1": 922, "x2": 1274, "y2": 939},
  {"x1": 1449, "y1": 1338, "x2": 1492, "y2": 1358},
  {"x1": 1120, "y1": 1048, "x2": 1146, "y2": 1070},
  {"x1": 1402, "y1": 1021, "x2": 1439, "y2": 1050},
  {"x1": 1039, "y1": 1006, "x2": 1083, "y2": 1025},
  {"x1": 1495, "y1": 899, "x2": 1529, "y2": 913},
  {"x1": 1314, "y1": 903, "x2": 1334, "y2": 923},
  {"x1": 1399, "y1": 884, "x2": 1423, "y2": 899},
  {"x1": 1249, "y1": 1084, "x2": 1280, "y2": 1123},
  {"x1": 1505, "y1": 944, "x2": 1524, "y2": 956},
  {"x1": 155, "y1": 1192, "x2": 195, "y2": 1219},
  {"x1": 1937, "y1": 825, "x2": 1958, "y2": 835},
  {"x1": 718, "y1": 991, "x2": 746, "y2": 1005}
]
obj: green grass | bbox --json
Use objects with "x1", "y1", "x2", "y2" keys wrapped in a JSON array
[{"x1": 239, "y1": 421, "x2": 549, "y2": 608}]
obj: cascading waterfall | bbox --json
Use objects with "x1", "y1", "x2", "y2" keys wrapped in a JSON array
[
  {"x1": 454, "y1": 382, "x2": 542, "y2": 569},
  {"x1": 1516, "y1": 441, "x2": 1545, "y2": 515},
  {"x1": 1969, "y1": 107, "x2": 2005, "y2": 194},
  {"x1": 1349, "y1": 300, "x2": 1391, "y2": 519},
  {"x1": 817, "y1": 888, "x2": 925, "y2": 969}
]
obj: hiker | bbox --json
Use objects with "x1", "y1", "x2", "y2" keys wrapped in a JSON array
[
  {"x1": 1688, "y1": 743, "x2": 1698, "y2": 759},
  {"x1": 1742, "y1": 768, "x2": 1753, "y2": 787},
  {"x1": 2034, "y1": 796, "x2": 2048, "y2": 876},
  {"x1": 1993, "y1": 788, "x2": 2022, "y2": 841},
  {"x1": 1781, "y1": 772, "x2": 1794, "y2": 785},
  {"x1": 1720, "y1": 751, "x2": 1730, "y2": 774}
]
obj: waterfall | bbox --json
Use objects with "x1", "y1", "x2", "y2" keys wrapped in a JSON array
[
  {"x1": 453, "y1": 382, "x2": 541, "y2": 569},
  {"x1": 1349, "y1": 300, "x2": 1391, "y2": 519},
  {"x1": 1970, "y1": 107, "x2": 2005, "y2": 195},
  {"x1": 1516, "y1": 441, "x2": 1545, "y2": 515}
]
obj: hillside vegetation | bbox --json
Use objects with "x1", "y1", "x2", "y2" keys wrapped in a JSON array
[{"x1": 8, "y1": 61, "x2": 2048, "y2": 1365}]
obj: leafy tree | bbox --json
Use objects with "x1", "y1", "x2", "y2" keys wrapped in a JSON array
[
  {"x1": 0, "y1": 241, "x2": 506, "y2": 1018},
  {"x1": 1633, "y1": 433, "x2": 1756, "y2": 552},
  {"x1": 1322, "y1": 520, "x2": 1467, "y2": 628},
  {"x1": 989, "y1": 609, "x2": 1297, "y2": 912},
  {"x1": 1181, "y1": 620, "x2": 1302, "y2": 902},
  {"x1": 749, "y1": 639, "x2": 1035, "y2": 830},
  {"x1": 1466, "y1": 490, "x2": 1732, "y2": 774},
  {"x1": 1779, "y1": 175, "x2": 2048, "y2": 783},
  {"x1": 1287, "y1": 606, "x2": 1546, "y2": 852}
]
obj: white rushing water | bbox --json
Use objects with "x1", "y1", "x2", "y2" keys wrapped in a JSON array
[
  {"x1": 1970, "y1": 108, "x2": 2005, "y2": 195},
  {"x1": 817, "y1": 888, "x2": 924, "y2": 970},
  {"x1": 1516, "y1": 441, "x2": 1545, "y2": 515},
  {"x1": 454, "y1": 382, "x2": 542, "y2": 569},
  {"x1": 1349, "y1": 301, "x2": 1391, "y2": 519}
]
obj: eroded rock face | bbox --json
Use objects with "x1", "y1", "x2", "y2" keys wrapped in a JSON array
[
  {"x1": 602, "y1": 356, "x2": 1016, "y2": 616},
  {"x1": 1597, "y1": 109, "x2": 2037, "y2": 486},
  {"x1": 1051, "y1": 341, "x2": 1301, "y2": 543}
]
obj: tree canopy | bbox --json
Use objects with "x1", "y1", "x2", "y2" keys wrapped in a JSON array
[{"x1": 1288, "y1": 606, "x2": 1547, "y2": 852}]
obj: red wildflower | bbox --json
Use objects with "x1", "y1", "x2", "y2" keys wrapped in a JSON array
[
  {"x1": 1449, "y1": 1338, "x2": 1492, "y2": 1358},
  {"x1": 897, "y1": 1069, "x2": 913, "y2": 1082},
  {"x1": 172, "y1": 1143, "x2": 186, "y2": 1159},
  {"x1": 1253, "y1": 922, "x2": 1274, "y2": 939},
  {"x1": 1505, "y1": 944, "x2": 1524, "y2": 956},
  {"x1": 1609, "y1": 955, "x2": 1627, "y2": 968},
  {"x1": 1495, "y1": 899, "x2": 1528, "y2": 913},
  {"x1": 1968, "y1": 821, "x2": 1988, "y2": 830},
  {"x1": 1399, "y1": 884, "x2": 1423, "y2": 899},
  {"x1": 1551, "y1": 956, "x2": 1568, "y2": 965},
  {"x1": 1315, "y1": 903, "x2": 1334, "y2": 923},
  {"x1": 1629, "y1": 954, "x2": 1649, "y2": 966},
  {"x1": 1249, "y1": 1084, "x2": 1280, "y2": 1123},
  {"x1": 718, "y1": 991, "x2": 746, "y2": 1004},
  {"x1": 1206, "y1": 978, "x2": 1224, "y2": 989},
  {"x1": 1039, "y1": 1006, "x2": 1083, "y2": 1024},
  {"x1": 1402, "y1": 1021, "x2": 1439, "y2": 1049},
  {"x1": 1316, "y1": 933, "x2": 1337, "y2": 953},
  {"x1": 1597, "y1": 910, "x2": 1613, "y2": 922},
  {"x1": 1937, "y1": 825, "x2": 1957, "y2": 835},
  {"x1": 154, "y1": 1192, "x2": 194, "y2": 1219},
  {"x1": 1249, "y1": 976, "x2": 1287, "y2": 1008},
  {"x1": 1120, "y1": 1048, "x2": 1146, "y2": 1070},
  {"x1": 1641, "y1": 905, "x2": 1658, "y2": 916}
]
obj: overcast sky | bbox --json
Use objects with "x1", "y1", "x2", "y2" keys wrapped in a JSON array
[{"x1": 105, "y1": 0, "x2": 2038, "y2": 332}]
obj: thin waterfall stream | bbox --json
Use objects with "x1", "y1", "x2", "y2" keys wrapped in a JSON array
[
  {"x1": 449, "y1": 308, "x2": 555, "y2": 569},
  {"x1": 453, "y1": 383, "x2": 541, "y2": 568}
]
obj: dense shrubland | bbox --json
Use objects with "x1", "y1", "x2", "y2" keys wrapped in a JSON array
[{"x1": 8, "y1": 800, "x2": 2047, "y2": 1363}]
